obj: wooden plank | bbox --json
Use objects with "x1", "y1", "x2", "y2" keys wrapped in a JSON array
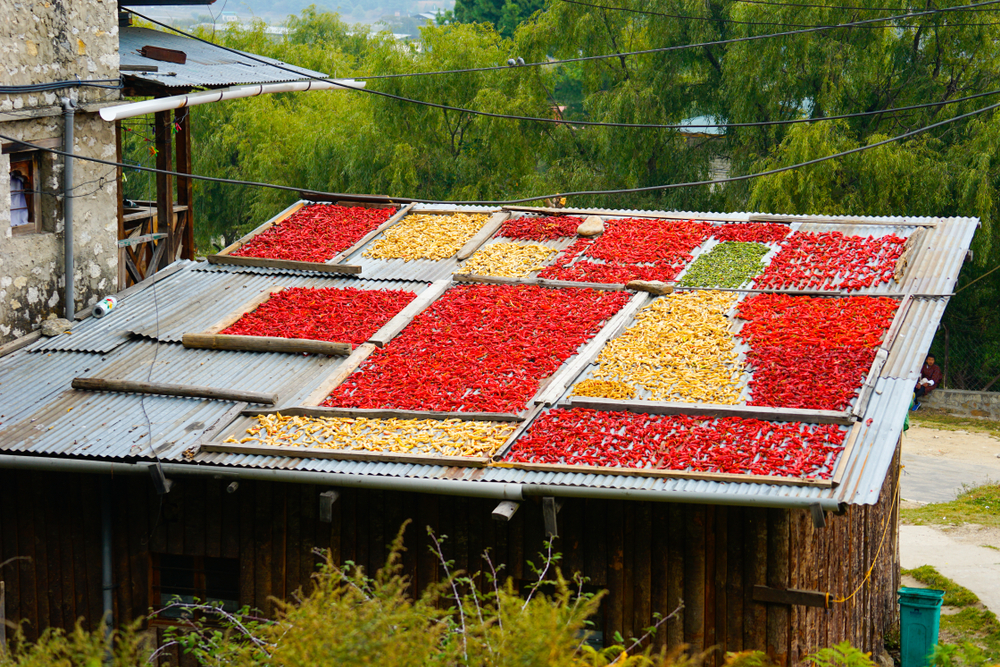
[
  {"x1": 0, "y1": 330, "x2": 42, "y2": 359},
  {"x1": 491, "y1": 461, "x2": 834, "y2": 487},
  {"x1": 302, "y1": 343, "x2": 377, "y2": 406},
  {"x1": 831, "y1": 423, "x2": 862, "y2": 487},
  {"x1": 272, "y1": 487, "x2": 286, "y2": 606},
  {"x1": 194, "y1": 402, "x2": 249, "y2": 459},
  {"x1": 416, "y1": 494, "x2": 439, "y2": 591},
  {"x1": 207, "y1": 253, "x2": 363, "y2": 274},
  {"x1": 894, "y1": 228, "x2": 925, "y2": 282},
  {"x1": 368, "y1": 279, "x2": 451, "y2": 347},
  {"x1": 766, "y1": 509, "x2": 791, "y2": 666},
  {"x1": 327, "y1": 203, "x2": 415, "y2": 263},
  {"x1": 753, "y1": 585, "x2": 830, "y2": 608},
  {"x1": 254, "y1": 481, "x2": 273, "y2": 616},
  {"x1": 622, "y1": 501, "x2": 635, "y2": 641},
  {"x1": 117, "y1": 233, "x2": 167, "y2": 248},
  {"x1": 666, "y1": 504, "x2": 685, "y2": 648},
  {"x1": 370, "y1": 490, "x2": 388, "y2": 575},
  {"x1": 216, "y1": 201, "x2": 306, "y2": 257},
  {"x1": 536, "y1": 278, "x2": 626, "y2": 291},
  {"x1": 565, "y1": 396, "x2": 855, "y2": 425},
  {"x1": 632, "y1": 503, "x2": 652, "y2": 647},
  {"x1": 38, "y1": 479, "x2": 61, "y2": 631},
  {"x1": 205, "y1": 480, "x2": 223, "y2": 559},
  {"x1": 606, "y1": 501, "x2": 625, "y2": 645},
  {"x1": 246, "y1": 405, "x2": 522, "y2": 423},
  {"x1": 535, "y1": 292, "x2": 651, "y2": 406},
  {"x1": 125, "y1": 477, "x2": 149, "y2": 623},
  {"x1": 181, "y1": 333, "x2": 351, "y2": 357},
  {"x1": 452, "y1": 273, "x2": 528, "y2": 286},
  {"x1": 72, "y1": 377, "x2": 277, "y2": 405},
  {"x1": 650, "y1": 503, "x2": 669, "y2": 650},
  {"x1": 712, "y1": 507, "x2": 727, "y2": 663},
  {"x1": 748, "y1": 213, "x2": 936, "y2": 227},
  {"x1": 726, "y1": 506, "x2": 745, "y2": 654},
  {"x1": 300, "y1": 484, "x2": 319, "y2": 594},
  {"x1": 0, "y1": 472, "x2": 20, "y2": 639},
  {"x1": 110, "y1": 480, "x2": 131, "y2": 626},
  {"x1": 15, "y1": 474, "x2": 38, "y2": 638},
  {"x1": 744, "y1": 508, "x2": 767, "y2": 651},
  {"x1": 154, "y1": 109, "x2": 173, "y2": 271},
  {"x1": 456, "y1": 212, "x2": 510, "y2": 260},
  {"x1": 683, "y1": 505, "x2": 707, "y2": 653},
  {"x1": 203, "y1": 289, "x2": 281, "y2": 335},
  {"x1": 583, "y1": 498, "x2": 607, "y2": 587},
  {"x1": 175, "y1": 109, "x2": 195, "y2": 261},
  {"x1": 140, "y1": 44, "x2": 186, "y2": 64},
  {"x1": 81, "y1": 476, "x2": 103, "y2": 633},
  {"x1": 202, "y1": 442, "x2": 490, "y2": 467},
  {"x1": 238, "y1": 480, "x2": 255, "y2": 610}
]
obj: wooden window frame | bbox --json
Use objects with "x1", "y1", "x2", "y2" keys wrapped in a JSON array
[{"x1": 2, "y1": 138, "x2": 60, "y2": 236}]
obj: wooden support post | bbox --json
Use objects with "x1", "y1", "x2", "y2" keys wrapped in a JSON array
[
  {"x1": 492, "y1": 500, "x2": 520, "y2": 522},
  {"x1": 71, "y1": 377, "x2": 278, "y2": 404},
  {"x1": 153, "y1": 109, "x2": 173, "y2": 270},
  {"x1": 115, "y1": 120, "x2": 126, "y2": 290},
  {"x1": 319, "y1": 490, "x2": 340, "y2": 524},
  {"x1": 809, "y1": 504, "x2": 826, "y2": 529},
  {"x1": 542, "y1": 497, "x2": 563, "y2": 538},
  {"x1": 182, "y1": 333, "x2": 351, "y2": 357},
  {"x1": 175, "y1": 108, "x2": 194, "y2": 261}
]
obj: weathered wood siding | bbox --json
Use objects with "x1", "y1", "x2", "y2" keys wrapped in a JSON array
[{"x1": 0, "y1": 446, "x2": 898, "y2": 665}]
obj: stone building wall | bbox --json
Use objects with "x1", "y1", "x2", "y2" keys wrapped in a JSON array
[{"x1": 0, "y1": 0, "x2": 120, "y2": 343}]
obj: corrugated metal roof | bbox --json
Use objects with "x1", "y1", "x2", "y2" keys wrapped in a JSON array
[
  {"x1": 120, "y1": 27, "x2": 328, "y2": 89},
  {"x1": 0, "y1": 210, "x2": 978, "y2": 507}
]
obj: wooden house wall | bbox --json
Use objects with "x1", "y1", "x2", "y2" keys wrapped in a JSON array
[{"x1": 0, "y1": 446, "x2": 898, "y2": 665}]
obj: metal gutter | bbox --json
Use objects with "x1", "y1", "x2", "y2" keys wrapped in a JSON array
[{"x1": 0, "y1": 455, "x2": 840, "y2": 510}]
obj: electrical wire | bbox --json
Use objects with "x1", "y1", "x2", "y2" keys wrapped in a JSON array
[
  {"x1": 2, "y1": 96, "x2": 998, "y2": 204},
  {"x1": 129, "y1": 0, "x2": 1000, "y2": 87},
  {"x1": 557, "y1": 0, "x2": 1000, "y2": 26},
  {"x1": 126, "y1": 7, "x2": 1000, "y2": 131},
  {"x1": 0, "y1": 78, "x2": 123, "y2": 94},
  {"x1": 733, "y1": 0, "x2": 997, "y2": 11}
]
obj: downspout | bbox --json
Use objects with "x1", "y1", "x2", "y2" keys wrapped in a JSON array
[
  {"x1": 101, "y1": 476, "x2": 113, "y2": 639},
  {"x1": 62, "y1": 98, "x2": 75, "y2": 320}
]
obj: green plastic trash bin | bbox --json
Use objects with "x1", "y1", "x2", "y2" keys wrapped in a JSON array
[{"x1": 899, "y1": 587, "x2": 945, "y2": 667}]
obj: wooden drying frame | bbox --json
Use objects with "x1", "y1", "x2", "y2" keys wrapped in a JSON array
[
  {"x1": 201, "y1": 441, "x2": 492, "y2": 468},
  {"x1": 181, "y1": 287, "x2": 352, "y2": 356},
  {"x1": 327, "y1": 202, "x2": 415, "y2": 263},
  {"x1": 206, "y1": 200, "x2": 362, "y2": 274},
  {"x1": 490, "y1": 460, "x2": 834, "y2": 487},
  {"x1": 564, "y1": 396, "x2": 856, "y2": 425},
  {"x1": 503, "y1": 206, "x2": 938, "y2": 227},
  {"x1": 242, "y1": 406, "x2": 525, "y2": 422}
]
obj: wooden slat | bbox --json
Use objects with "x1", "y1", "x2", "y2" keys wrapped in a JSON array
[
  {"x1": 0, "y1": 330, "x2": 41, "y2": 359},
  {"x1": 490, "y1": 461, "x2": 834, "y2": 487},
  {"x1": 244, "y1": 406, "x2": 523, "y2": 422},
  {"x1": 72, "y1": 377, "x2": 277, "y2": 405},
  {"x1": 16, "y1": 474, "x2": 38, "y2": 638},
  {"x1": 328, "y1": 203, "x2": 415, "y2": 263},
  {"x1": 749, "y1": 213, "x2": 936, "y2": 227},
  {"x1": 744, "y1": 508, "x2": 767, "y2": 651},
  {"x1": 302, "y1": 343, "x2": 377, "y2": 406},
  {"x1": 536, "y1": 278, "x2": 627, "y2": 291},
  {"x1": 632, "y1": 502, "x2": 652, "y2": 646},
  {"x1": 238, "y1": 480, "x2": 255, "y2": 610},
  {"x1": 726, "y1": 507, "x2": 745, "y2": 654},
  {"x1": 206, "y1": 254, "x2": 363, "y2": 274},
  {"x1": 272, "y1": 487, "x2": 286, "y2": 606},
  {"x1": 712, "y1": 507, "x2": 727, "y2": 663},
  {"x1": 456, "y1": 212, "x2": 510, "y2": 260},
  {"x1": 205, "y1": 480, "x2": 223, "y2": 559},
  {"x1": 605, "y1": 501, "x2": 625, "y2": 644},
  {"x1": 565, "y1": 396, "x2": 855, "y2": 425},
  {"x1": 202, "y1": 442, "x2": 491, "y2": 468},
  {"x1": 666, "y1": 504, "x2": 685, "y2": 647},
  {"x1": 584, "y1": 498, "x2": 607, "y2": 587},
  {"x1": 154, "y1": 110, "x2": 173, "y2": 271},
  {"x1": 766, "y1": 509, "x2": 791, "y2": 666},
  {"x1": 452, "y1": 273, "x2": 527, "y2": 286},
  {"x1": 40, "y1": 482, "x2": 62, "y2": 631},
  {"x1": 368, "y1": 279, "x2": 451, "y2": 347},
  {"x1": 254, "y1": 482, "x2": 273, "y2": 616},
  {"x1": 176, "y1": 109, "x2": 195, "y2": 261},
  {"x1": 831, "y1": 423, "x2": 862, "y2": 487},
  {"x1": 182, "y1": 333, "x2": 351, "y2": 357},
  {"x1": 216, "y1": 201, "x2": 306, "y2": 257},
  {"x1": 683, "y1": 505, "x2": 706, "y2": 653},
  {"x1": 650, "y1": 503, "x2": 670, "y2": 650},
  {"x1": 0, "y1": 472, "x2": 20, "y2": 639}
]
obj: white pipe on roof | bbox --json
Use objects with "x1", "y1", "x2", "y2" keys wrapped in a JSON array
[
  {"x1": 0, "y1": 454, "x2": 842, "y2": 510},
  {"x1": 99, "y1": 78, "x2": 366, "y2": 122}
]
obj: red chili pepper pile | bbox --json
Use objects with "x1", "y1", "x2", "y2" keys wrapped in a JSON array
[
  {"x1": 323, "y1": 284, "x2": 629, "y2": 412},
  {"x1": 506, "y1": 408, "x2": 846, "y2": 479},
  {"x1": 737, "y1": 294, "x2": 898, "y2": 410},
  {"x1": 232, "y1": 205, "x2": 396, "y2": 263},
  {"x1": 221, "y1": 287, "x2": 417, "y2": 345},
  {"x1": 712, "y1": 222, "x2": 790, "y2": 244},
  {"x1": 537, "y1": 219, "x2": 712, "y2": 284},
  {"x1": 754, "y1": 231, "x2": 906, "y2": 290},
  {"x1": 499, "y1": 215, "x2": 584, "y2": 240}
]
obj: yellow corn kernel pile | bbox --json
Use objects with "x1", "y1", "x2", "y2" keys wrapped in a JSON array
[
  {"x1": 575, "y1": 290, "x2": 744, "y2": 404},
  {"x1": 570, "y1": 379, "x2": 636, "y2": 400},
  {"x1": 224, "y1": 414, "x2": 514, "y2": 458},
  {"x1": 364, "y1": 213, "x2": 491, "y2": 261},
  {"x1": 456, "y1": 242, "x2": 557, "y2": 278}
]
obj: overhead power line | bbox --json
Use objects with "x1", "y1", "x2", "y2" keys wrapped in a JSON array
[
  {"x1": 557, "y1": 0, "x2": 1000, "y2": 27},
  {"x1": 0, "y1": 78, "x2": 123, "y2": 94},
  {"x1": 130, "y1": 0, "x2": 1000, "y2": 87},
  {"x1": 3, "y1": 96, "x2": 998, "y2": 205},
  {"x1": 733, "y1": 0, "x2": 997, "y2": 11},
  {"x1": 126, "y1": 7, "x2": 1000, "y2": 131}
]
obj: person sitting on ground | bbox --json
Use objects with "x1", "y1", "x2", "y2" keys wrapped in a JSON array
[{"x1": 912, "y1": 354, "x2": 943, "y2": 410}]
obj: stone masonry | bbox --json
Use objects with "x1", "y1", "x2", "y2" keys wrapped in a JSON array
[{"x1": 0, "y1": 0, "x2": 120, "y2": 343}]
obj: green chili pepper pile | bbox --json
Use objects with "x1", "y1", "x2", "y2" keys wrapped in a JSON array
[{"x1": 677, "y1": 242, "x2": 770, "y2": 288}]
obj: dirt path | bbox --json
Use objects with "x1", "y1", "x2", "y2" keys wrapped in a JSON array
[
  {"x1": 900, "y1": 524, "x2": 1000, "y2": 612},
  {"x1": 901, "y1": 424, "x2": 1000, "y2": 503}
]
